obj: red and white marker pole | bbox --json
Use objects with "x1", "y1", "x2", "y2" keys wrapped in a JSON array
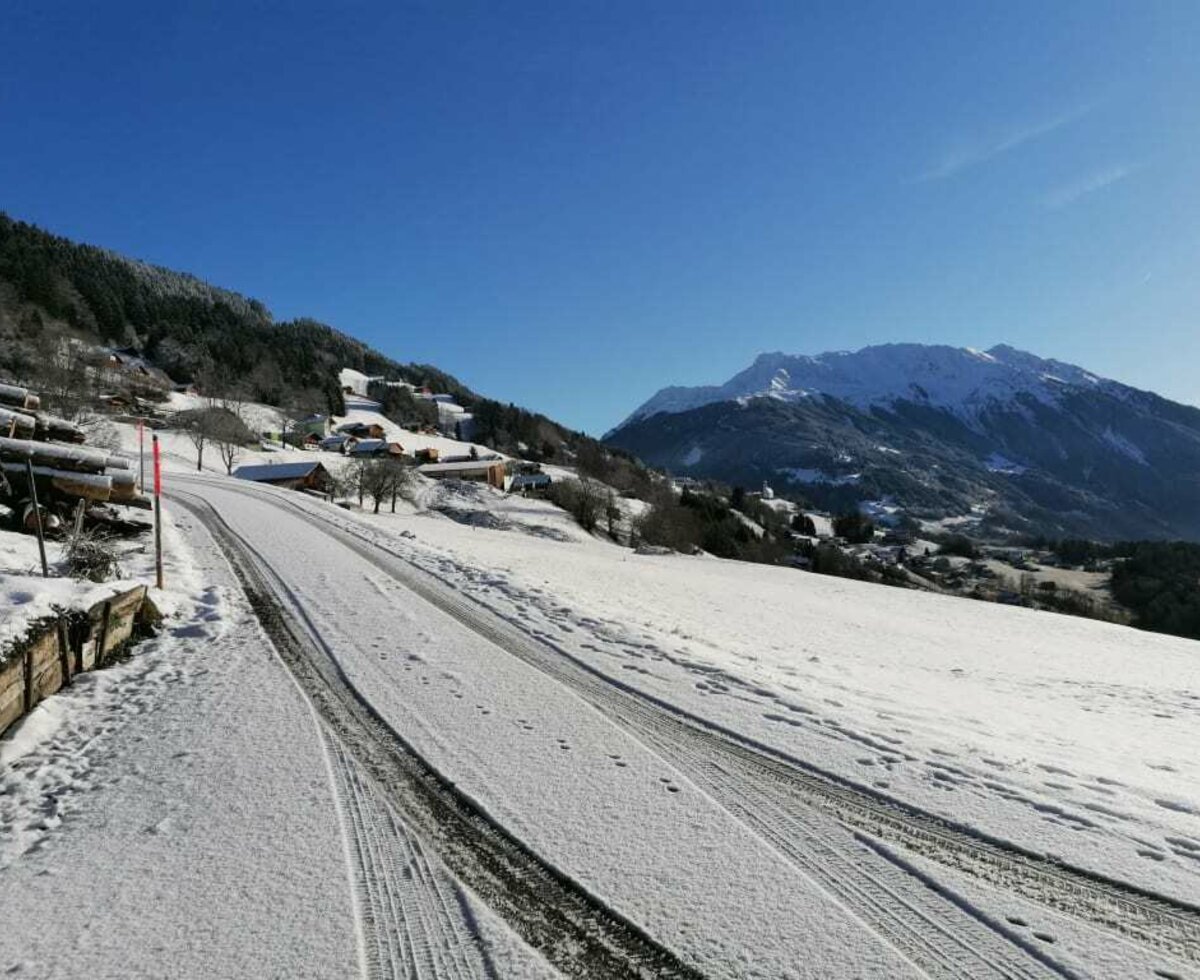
[{"x1": 153, "y1": 433, "x2": 163, "y2": 590}]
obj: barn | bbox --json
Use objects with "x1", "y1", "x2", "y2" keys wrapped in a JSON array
[
  {"x1": 233, "y1": 460, "x2": 333, "y2": 492},
  {"x1": 418, "y1": 459, "x2": 506, "y2": 488}
]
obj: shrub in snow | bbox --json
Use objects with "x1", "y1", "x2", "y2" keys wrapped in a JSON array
[{"x1": 63, "y1": 527, "x2": 122, "y2": 582}]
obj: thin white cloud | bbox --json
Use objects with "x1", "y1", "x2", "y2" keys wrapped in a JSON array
[
  {"x1": 1042, "y1": 164, "x2": 1135, "y2": 209},
  {"x1": 917, "y1": 106, "x2": 1089, "y2": 182}
]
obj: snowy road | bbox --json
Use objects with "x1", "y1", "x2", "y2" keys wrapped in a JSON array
[
  {"x1": 155, "y1": 471, "x2": 1200, "y2": 978},
  {"x1": 6, "y1": 460, "x2": 1194, "y2": 978}
]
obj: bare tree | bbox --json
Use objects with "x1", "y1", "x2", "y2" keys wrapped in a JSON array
[
  {"x1": 359, "y1": 458, "x2": 413, "y2": 514},
  {"x1": 177, "y1": 406, "x2": 250, "y2": 473},
  {"x1": 210, "y1": 407, "x2": 252, "y2": 475},
  {"x1": 29, "y1": 334, "x2": 92, "y2": 421},
  {"x1": 181, "y1": 411, "x2": 210, "y2": 471},
  {"x1": 547, "y1": 475, "x2": 606, "y2": 533},
  {"x1": 605, "y1": 490, "x2": 621, "y2": 540}
]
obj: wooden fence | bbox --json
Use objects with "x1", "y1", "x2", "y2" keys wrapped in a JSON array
[{"x1": 0, "y1": 585, "x2": 159, "y2": 738}]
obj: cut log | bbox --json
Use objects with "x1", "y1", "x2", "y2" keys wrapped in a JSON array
[
  {"x1": 0, "y1": 408, "x2": 37, "y2": 439},
  {"x1": 0, "y1": 383, "x2": 40, "y2": 412},
  {"x1": 83, "y1": 505, "x2": 152, "y2": 535},
  {"x1": 32, "y1": 414, "x2": 85, "y2": 444},
  {"x1": 21, "y1": 502, "x2": 62, "y2": 534},
  {"x1": 1, "y1": 463, "x2": 113, "y2": 502},
  {"x1": 109, "y1": 470, "x2": 138, "y2": 502},
  {"x1": 119, "y1": 493, "x2": 153, "y2": 511},
  {"x1": 0, "y1": 437, "x2": 126, "y2": 475}
]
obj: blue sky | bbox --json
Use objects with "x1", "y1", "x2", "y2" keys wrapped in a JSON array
[{"x1": 3, "y1": 2, "x2": 1198, "y2": 433}]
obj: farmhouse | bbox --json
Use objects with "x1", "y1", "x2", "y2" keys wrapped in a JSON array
[
  {"x1": 506, "y1": 472, "x2": 551, "y2": 495},
  {"x1": 347, "y1": 438, "x2": 404, "y2": 458},
  {"x1": 233, "y1": 460, "x2": 333, "y2": 492},
  {"x1": 295, "y1": 413, "x2": 331, "y2": 437},
  {"x1": 336, "y1": 421, "x2": 386, "y2": 439},
  {"x1": 418, "y1": 458, "x2": 506, "y2": 488}
]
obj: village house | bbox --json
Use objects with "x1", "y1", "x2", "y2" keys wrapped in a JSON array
[
  {"x1": 233, "y1": 460, "x2": 333, "y2": 493},
  {"x1": 505, "y1": 472, "x2": 552, "y2": 495},
  {"x1": 295, "y1": 413, "x2": 331, "y2": 438},
  {"x1": 319, "y1": 434, "x2": 350, "y2": 453},
  {"x1": 101, "y1": 347, "x2": 176, "y2": 388},
  {"x1": 346, "y1": 438, "x2": 404, "y2": 458},
  {"x1": 418, "y1": 458, "x2": 506, "y2": 488},
  {"x1": 336, "y1": 421, "x2": 386, "y2": 439}
]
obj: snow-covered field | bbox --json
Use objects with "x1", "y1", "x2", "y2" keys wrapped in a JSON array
[
  {"x1": 292, "y1": 482, "x2": 1200, "y2": 898},
  {"x1": 2, "y1": 450, "x2": 1197, "y2": 978}
]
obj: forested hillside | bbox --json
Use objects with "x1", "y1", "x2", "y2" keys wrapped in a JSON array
[{"x1": 0, "y1": 212, "x2": 589, "y2": 460}]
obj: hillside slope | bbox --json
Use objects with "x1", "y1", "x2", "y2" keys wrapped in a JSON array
[
  {"x1": 608, "y1": 344, "x2": 1200, "y2": 541},
  {"x1": 0, "y1": 212, "x2": 586, "y2": 461}
]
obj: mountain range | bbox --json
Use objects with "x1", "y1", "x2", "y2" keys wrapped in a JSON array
[{"x1": 606, "y1": 344, "x2": 1200, "y2": 542}]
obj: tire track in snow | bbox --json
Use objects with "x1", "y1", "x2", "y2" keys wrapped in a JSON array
[
  {"x1": 169, "y1": 486, "x2": 704, "y2": 980},
  {"x1": 275, "y1": 503, "x2": 1061, "y2": 979},
  {"x1": 322, "y1": 732, "x2": 493, "y2": 980},
  {"x1": 217, "y1": 479, "x2": 1200, "y2": 973}
]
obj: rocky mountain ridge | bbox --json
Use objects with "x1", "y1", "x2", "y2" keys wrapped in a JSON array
[{"x1": 607, "y1": 343, "x2": 1200, "y2": 541}]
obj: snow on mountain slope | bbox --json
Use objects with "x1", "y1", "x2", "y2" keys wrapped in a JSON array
[{"x1": 619, "y1": 343, "x2": 1114, "y2": 428}]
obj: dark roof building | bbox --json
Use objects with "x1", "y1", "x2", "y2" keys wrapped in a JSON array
[
  {"x1": 506, "y1": 473, "x2": 551, "y2": 493},
  {"x1": 233, "y1": 460, "x2": 332, "y2": 492}
]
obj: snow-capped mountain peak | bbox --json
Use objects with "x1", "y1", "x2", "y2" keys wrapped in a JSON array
[
  {"x1": 617, "y1": 343, "x2": 1116, "y2": 429},
  {"x1": 607, "y1": 340, "x2": 1200, "y2": 540}
]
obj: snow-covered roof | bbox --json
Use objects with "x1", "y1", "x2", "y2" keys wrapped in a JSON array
[
  {"x1": 234, "y1": 461, "x2": 325, "y2": 482},
  {"x1": 420, "y1": 459, "x2": 505, "y2": 475},
  {"x1": 508, "y1": 473, "x2": 551, "y2": 489},
  {"x1": 348, "y1": 439, "x2": 392, "y2": 455}
]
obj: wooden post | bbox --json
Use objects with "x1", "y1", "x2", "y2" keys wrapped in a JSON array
[
  {"x1": 95, "y1": 600, "x2": 113, "y2": 669},
  {"x1": 25, "y1": 459, "x2": 49, "y2": 578},
  {"x1": 56, "y1": 617, "x2": 71, "y2": 686},
  {"x1": 23, "y1": 646, "x2": 34, "y2": 712},
  {"x1": 73, "y1": 497, "x2": 86, "y2": 539},
  {"x1": 153, "y1": 435, "x2": 163, "y2": 590},
  {"x1": 138, "y1": 418, "x2": 145, "y2": 494}
]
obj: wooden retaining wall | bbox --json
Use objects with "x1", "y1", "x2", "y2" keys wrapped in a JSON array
[{"x1": 0, "y1": 585, "x2": 158, "y2": 738}]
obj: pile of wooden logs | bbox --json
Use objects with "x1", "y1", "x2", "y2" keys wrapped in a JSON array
[{"x1": 0, "y1": 381, "x2": 151, "y2": 535}]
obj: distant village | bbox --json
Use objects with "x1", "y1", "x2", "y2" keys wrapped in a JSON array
[{"x1": 231, "y1": 367, "x2": 551, "y2": 496}]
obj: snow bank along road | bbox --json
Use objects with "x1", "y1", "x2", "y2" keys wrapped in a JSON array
[{"x1": 160, "y1": 471, "x2": 1200, "y2": 979}]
